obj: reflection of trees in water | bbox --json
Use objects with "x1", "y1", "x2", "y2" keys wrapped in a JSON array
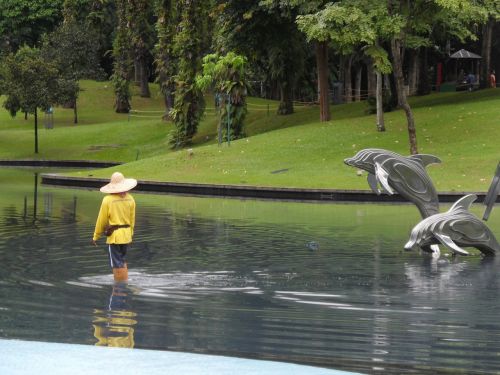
[
  {"x1": 60, "y1": 196, "x2": 78, "y2": 223},
  {"x1": 0, "y1": 186, "x2": 89, "y2": 281},
  {"x1": 1, "y1": 172, "x2": 77, "y2": 231},
  {"x1": 3, "y1": 206, "x2": 20, "y2": 226}
]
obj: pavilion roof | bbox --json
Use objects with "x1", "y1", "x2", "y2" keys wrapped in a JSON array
[{"x1": 450, "y1": 49, "x2": 482, "y2": 59}]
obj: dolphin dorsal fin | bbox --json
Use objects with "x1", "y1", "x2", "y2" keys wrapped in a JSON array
[
  {"x1": 449, "y1": 194, "x2": 477, "y2": 212},
  {"x1": 408, "y1": 154, "x2": 441, "y2": 167}
]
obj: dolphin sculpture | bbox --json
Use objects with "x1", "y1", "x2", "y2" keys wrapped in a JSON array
[
  {"x1": 404, "y1": 194, "x2": 500, "y2": 256},
  {"x1": 344, "y1": 148, "x2": 441, "y2": 218},
  {"x1": 483, "y1": 162, "x2": 500, "y2": 221}
]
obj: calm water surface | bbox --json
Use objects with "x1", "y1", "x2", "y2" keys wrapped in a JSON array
[{"x1": 1, "y1": 168, "x2": 500, "y2": 374}]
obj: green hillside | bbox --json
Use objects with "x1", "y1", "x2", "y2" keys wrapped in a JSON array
[{"x1": 1, "y1": 80, "x2": 499, "y2": 191}]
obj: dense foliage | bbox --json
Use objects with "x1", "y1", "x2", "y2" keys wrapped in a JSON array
[
  {"x1": 169, "y1": 0, "x2": 209, "y2": 148},
  {"x1": 0, "y1": 46, "x2": 60, "y2": 153},
  {"x1": 110, "y1": 0, "x2": 131, "y2": 113},
  {"x1": 197, "y1": 52, "x2": 249, "y2": 141},
  {"x1": 0, "y1": 0, "x2": 499, "y2": 153},
  {"x1": 0, "y1": 0, "x2": 64, "y2": 50}
]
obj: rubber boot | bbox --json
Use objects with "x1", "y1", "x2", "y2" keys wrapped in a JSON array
[{"x1": 113, "y1": 267, "x2": 128, "y2": 282}]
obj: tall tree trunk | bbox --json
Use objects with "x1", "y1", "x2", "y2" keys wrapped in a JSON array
[
  {"x1": 115, "y1": 97, "x2": 130, "y2": 113},
  {"x1": 138, "y1": 56, "x2": 150, "y2": 97},
  {"x1": 408, "y1": 49, "x2": 419, "y2": 96},
  {"x1": 34, "y1": 108, "x2": 39, "y2": 154},
  {"x1": 387, "y1": 72, "x2": 398, "y2": 109},
  {"x1": 376, "y1": 71, "x2": 385, "y2": 132},
  {"x1": 113, "y1": 0, "x2": 131, "y2": 113},
  {"x1": 366, "y1": 60, "x2": 376, "y2": 97},
  {"x1": 344, "y1": 55, "x2": 353, "y2": 103},
  {"x1": 354, "y1": 65, "x2": 362, "y2": 101},
  {"x1": 417, "y1": 47, "x2": 430, "y2": 95},
  {"x1": 278, "y1": 82, "x2": 294, "y2": 115},
  {"x1": 480, "y1": 17, "x2": 494, "y2": 89},
  {"x1": 315, "y1": 41, "x2": 330, "y2": 122},
  {"x1": 164, "y1": 86, "x2": 175, "y2": 113},
  {"x1": 390, "y1": 38, "x2": 418, "y2": 154},
  {"x1": 156, "y1": 0, "x2": 176, "y2": 114},
  {"x1": 134, "y1": 59, "x2": 140, "y2": 85}
]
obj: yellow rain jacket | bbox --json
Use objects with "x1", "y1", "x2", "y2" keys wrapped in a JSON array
[{"x1": 93, "y1": 193, "x2": 136, "y2": 244}]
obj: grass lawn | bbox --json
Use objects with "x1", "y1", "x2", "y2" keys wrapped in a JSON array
[{"x1": 1, "y1": 80, "x2": 499, "y2": 191}]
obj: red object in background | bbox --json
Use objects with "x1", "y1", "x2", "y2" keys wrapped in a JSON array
[{"x1": 436, "y1": 63, "x2": 443, "y2": 90}]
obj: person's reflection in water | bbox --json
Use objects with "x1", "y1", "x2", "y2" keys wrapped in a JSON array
[{"x1": 93, "y1": 283, "x2": 137, "y2": 348}]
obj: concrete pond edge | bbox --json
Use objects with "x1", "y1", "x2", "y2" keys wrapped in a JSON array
[{"x1": 1, "y1": 159, "x2": 496, "y2": 203}]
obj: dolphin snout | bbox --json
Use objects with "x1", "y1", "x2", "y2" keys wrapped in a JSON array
[
  {"x1": 344, "y1": 157, "x2": 355, "y2": 166},
  {"x1": 404, "y1": 240, "x2": 416, "y2": 251}
]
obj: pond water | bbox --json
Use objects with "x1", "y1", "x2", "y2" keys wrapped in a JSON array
[{"x1": 1, "y1": 168, "x2": 500, "y2": 374}]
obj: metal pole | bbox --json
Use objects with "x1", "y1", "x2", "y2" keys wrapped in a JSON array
[
  {"x1": 226, "y1": 97, "x2": 231, "y2": 146},
  {"x1": 217, "y1": 102, "x2": 222, "y2": 146},
  {"x1": 33, "y1": 173, "x2": 38, "y2": 221}
]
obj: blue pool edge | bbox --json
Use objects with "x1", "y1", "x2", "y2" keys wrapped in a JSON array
[{"x1": 0, "y1": 339, "x2": 363, "y2": 375}]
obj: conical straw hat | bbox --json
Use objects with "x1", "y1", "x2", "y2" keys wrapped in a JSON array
[{"x1": 100, "y1": 172, "x2": 137, "y2": 194}]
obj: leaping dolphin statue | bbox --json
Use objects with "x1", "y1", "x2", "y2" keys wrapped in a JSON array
[
  {"x1": 483, "y1": 162, "x2": 500, "y2": 221},
  {"x1": 344, "y1": 148, "x2": 441, "y2": 218},
  {"x1": 404, "y1": 194, "x2": 500, "y2": 256}
]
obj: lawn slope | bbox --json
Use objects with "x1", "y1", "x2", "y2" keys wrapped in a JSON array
[{"x1": 1, "y1": 80, "x2": 499, "y2": 191}]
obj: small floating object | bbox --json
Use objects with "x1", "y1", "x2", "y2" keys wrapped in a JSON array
[{"x1": 306, "y1": 241, "x2": 319, "y2": 251}]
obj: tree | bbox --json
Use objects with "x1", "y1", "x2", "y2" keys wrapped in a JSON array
[
  {"x1": 365, "y1": 43, "x2": 392, "y2": 131},
  {"x1": 479, "y1": 1, "x2": 500, "y2": 88},
  {"x1": 261, "y1": 0, "x2": 332, "y2": 121},
  {"x1": 0, "y1": 0, "x2": 64, "y2": 51},
  {"x1": 128, "y1": 0, "x2": 155, "y2": 98},
  {"x1": 216, "y1": 2, "x2": 307, "y2": 115},
  {"x1": 86, "y1": 0, "x2": 117, "y2": 77},
  {"x1": 384, "y1": 0, "x2": 486, "y2": 154},
  {"x1": 41, "y1": 15, "x2": 103, "y2": 123},
  {"x1": 0, "y1": 47, "x2": 59, "y2": 154},
  {"x1": 295, "y1": 2, "x2": 378, "y2": 122},
  {"x1": 196, "y1": 52, "x2": 248, "y2": 141},
  {"x1": 297, "y1": 0, "x2": 486, "y2": 153},
  {"x1": 169, "y1": 0, "x2": 209, "y2": 147},
  {"x1": 155, "y1": 0, "x2": 177, "y2": 113},
  {"x1": 111, "y1": 0, "x2": 132, "y2": 113}
]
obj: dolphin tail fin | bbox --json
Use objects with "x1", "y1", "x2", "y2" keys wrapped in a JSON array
[
  {"x1": 421, "y1": 244, "x2": 441, "y2": 257},
  {"x1": 408, "y1": 154, "x2": 441, "y2": 167},
  {"x1": 374, "y1": 162, "x2": 394, "y2": 195},
  {"x1": 482, "y1": 162, "x2": 500, "y2": 221},
  {"x1": 434, "y1": 233, "x2": 469, "y2": 255},
  {"x1": 449, "y1": 194, "x2": 477, "y2": 212},
  {"x1": 430, "y1": 244, "x2": 441, "y2": 254}
]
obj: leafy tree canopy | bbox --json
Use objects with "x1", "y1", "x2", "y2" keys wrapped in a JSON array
[
  {"x1": 0, "y1": 0, "x2": 64, "y2": 50},
  {"x1": 1, "y1": 46, "x2": 59, "y2": 116},
  {"x1": 41, "y1": 20, "x2": 103, "y2": 80}
]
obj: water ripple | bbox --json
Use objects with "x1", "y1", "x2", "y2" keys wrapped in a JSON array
[{"x1": 2, "y1": 169, "x2": 500, "y2": 374}]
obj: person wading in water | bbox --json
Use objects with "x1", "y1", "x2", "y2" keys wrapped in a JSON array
[{"x1": 92, "y1": 172, "x2": 137, "y2": 282}]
